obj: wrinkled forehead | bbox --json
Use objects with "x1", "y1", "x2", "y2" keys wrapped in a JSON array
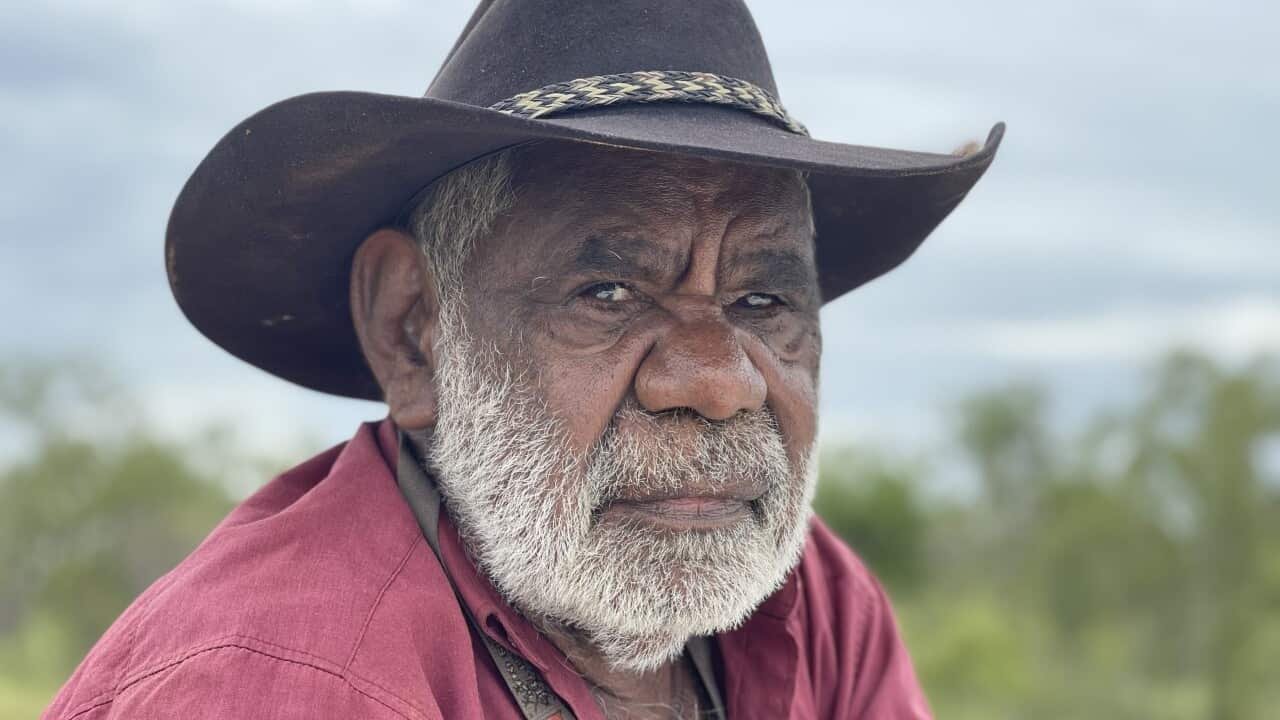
[{"x1": 508, "y1": 140, "x2": 814, "y2": 244}]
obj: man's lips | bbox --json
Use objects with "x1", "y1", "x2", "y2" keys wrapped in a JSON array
[{"x1": 603, "y1": 494, "x2": 758, "y2": 531}]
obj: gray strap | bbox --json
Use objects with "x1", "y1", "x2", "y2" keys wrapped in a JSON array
[
  {"x1": 686, "y1": 636, "x2": 728, "y2": 720},
  {"x1": 396, "y1": 434, "x2": 574, "y2": 720}
]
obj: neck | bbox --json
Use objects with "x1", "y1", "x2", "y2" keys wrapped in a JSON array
[{"x1": 541, "y1": 621, "x2": 701, "y2": 719}]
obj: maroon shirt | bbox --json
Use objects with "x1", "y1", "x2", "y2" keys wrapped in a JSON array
[{"x1": 44, "y1": 420, "x2": 931, "y2": 719}]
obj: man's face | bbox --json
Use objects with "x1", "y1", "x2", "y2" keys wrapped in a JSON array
[{"x1": 421, "y1": 141, "x2": 822, "y2": 671}]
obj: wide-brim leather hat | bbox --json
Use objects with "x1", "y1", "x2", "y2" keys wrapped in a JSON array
[{"x1": 166, "y1": 0, "x2": 1004, "y2": 401}]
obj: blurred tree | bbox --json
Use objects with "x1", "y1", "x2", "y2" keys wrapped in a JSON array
[
  {"x1": 817, "y1": 350, "x2": 1280, "y2": 719},
  {"x1": 816, "y1": 447, "x2": 928, "y2": 594},
  {"x1": 956, "y1": 382, "x2": 1053, "y2": 516},
  {"x1": 949, "y1": 382, "x2": 1059, "y2": 606},
  {"x1": 0, "y1": 360, "x2": 237, "y2": 716},
  {"x1": 1123, "y1": 351, "x2": 1280, "y2": 720}
]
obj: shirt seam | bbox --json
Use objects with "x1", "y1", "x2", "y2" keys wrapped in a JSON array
[
  {"x1": 58, "y1": 634, "x2": 430, "y2": 720},
  {"x1": 344, "y1": 533, "x2": 424, "y2": 672},
  {"x1": 115, "y1": 566, "x2": 182, "y2": 699}
]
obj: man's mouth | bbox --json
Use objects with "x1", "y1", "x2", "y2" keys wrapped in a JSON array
[{"x1": 602, "y1": 489, "x2": 761, "y2": 531}]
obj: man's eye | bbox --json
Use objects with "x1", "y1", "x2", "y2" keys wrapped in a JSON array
[
  {"x1": 736, "y1": 292, "x2": 783, "y2": 309},
  {"x1": 583, "y1": 281, "x2": 635, "y2": 303}
]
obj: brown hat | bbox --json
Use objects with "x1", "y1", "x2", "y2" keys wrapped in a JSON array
[{"x1": 165, "y1": 0, "x2": 1003, "y2": 400}]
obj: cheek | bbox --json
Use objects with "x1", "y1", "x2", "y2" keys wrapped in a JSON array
[
  {"x1": 747, "y1": 314, "x2": 819, "y2": 364},
  {"x1": 770, "y1": 372, "x2": 820, "y2": 468},
  {"x1": 523, "y1": 327, "x2": 655, "y2": 453},
  {"x1": 743, "y1": 331, "x2": 820, "y2": 467}
]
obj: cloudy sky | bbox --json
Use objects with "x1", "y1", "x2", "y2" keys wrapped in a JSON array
[{"x1": 3, "y1": 0, "x2": 1276, "y2": 462}]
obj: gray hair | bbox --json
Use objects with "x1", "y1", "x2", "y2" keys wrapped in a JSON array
[{"x1": 406, "y1": 148, "x2": 520, "y2": 306}]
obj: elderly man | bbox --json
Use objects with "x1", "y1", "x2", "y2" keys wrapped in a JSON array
[{"x1": 46, "y1": 1, "x2": 1000, "y2": 718}]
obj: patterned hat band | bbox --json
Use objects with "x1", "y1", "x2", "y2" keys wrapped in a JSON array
[{"x1": 488, "y1": 70, "x2": 809, "y2": 136}]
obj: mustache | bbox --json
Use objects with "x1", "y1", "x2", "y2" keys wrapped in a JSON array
[{"x1": 585, "y1": 401, "x2": 789, "y2": 509}]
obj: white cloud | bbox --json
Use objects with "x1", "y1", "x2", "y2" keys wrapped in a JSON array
[
  {"x1": 964, "y1": 295, "x2": 1280, "y2": 362},
  {"x1": 951, "y1": 177, "x2": 1280, "y2": 278},
  {"x1": 136, "y1": 373, "x2": 383, "y2": 461}
]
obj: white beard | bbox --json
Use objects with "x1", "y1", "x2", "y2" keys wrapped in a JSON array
[{"x1": 422, "y1": 306, "x2": 817, "y2": 672}]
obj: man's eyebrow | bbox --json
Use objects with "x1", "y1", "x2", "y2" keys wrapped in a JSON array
[
  {"x1": 569, "y1": 235, "x2": 680, "y2": 282},
  {"x1": 732, "y1": 248, "x2": 818, "y2": 294}
]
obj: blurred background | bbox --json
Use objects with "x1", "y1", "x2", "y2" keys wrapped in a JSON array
[{"x1": 2, "y1": 1, "x2": 1277, "y2": 717}]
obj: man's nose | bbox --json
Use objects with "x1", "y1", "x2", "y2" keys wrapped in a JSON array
[{"x1": 634, "y1": 313, "x2": 768, "y2": 421}]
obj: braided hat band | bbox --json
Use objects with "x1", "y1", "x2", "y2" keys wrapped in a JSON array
[{"x1": 489, "y1": 70, "x2": 809, "y2": 136}]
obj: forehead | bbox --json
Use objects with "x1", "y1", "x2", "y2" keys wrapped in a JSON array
[{"x1": 507, "y1": 140, "x2": 812, "y2": 236}]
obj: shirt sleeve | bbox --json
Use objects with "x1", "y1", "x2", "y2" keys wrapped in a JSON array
[
  {"x1": 806, "y1": 519, "x2": 933, "y2": 720},
  {"x1": 59, "y1": 645, "x2": 435, "y2": 720},
  {"x1": 846, "y1": 573, "x2": 933, "y2": 719}
]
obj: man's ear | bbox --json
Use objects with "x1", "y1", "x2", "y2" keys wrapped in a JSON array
[{"x1": 349, "y1": 228, "x2": 440, "y2": 431}]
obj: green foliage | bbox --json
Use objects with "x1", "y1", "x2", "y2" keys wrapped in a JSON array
[
  {"x1": 816, "y1": 448, "x2": 927, "y2": 592},
  {"x1": 0, "y1": 361, "x2": 239, "y2": 717},
  {"x1": 815, "y1": 349, "x2": 1280, "y2": 719}
]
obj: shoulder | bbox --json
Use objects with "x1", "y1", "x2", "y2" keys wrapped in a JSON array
[
  {"x1": 43, "y1": 423, "x2": 456, "y2": 720},
  {"x1": 795, "y1": 515, "x2": 888, "y2": 623},
  {"x1": 793, "y1": 516, "x2": 933, "y2": 719},
  {"x1": 44, "y1": 638, "x2": 428, "y2": 720}
]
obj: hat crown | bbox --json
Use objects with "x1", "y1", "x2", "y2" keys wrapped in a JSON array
[{"x1": 427, "y1": 0, "x2": 780, "y2": 107}]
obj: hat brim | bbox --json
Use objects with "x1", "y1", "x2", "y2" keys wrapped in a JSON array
[{"x1": 166, "y1": 91, "x2": 1003, "y2": 400}]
